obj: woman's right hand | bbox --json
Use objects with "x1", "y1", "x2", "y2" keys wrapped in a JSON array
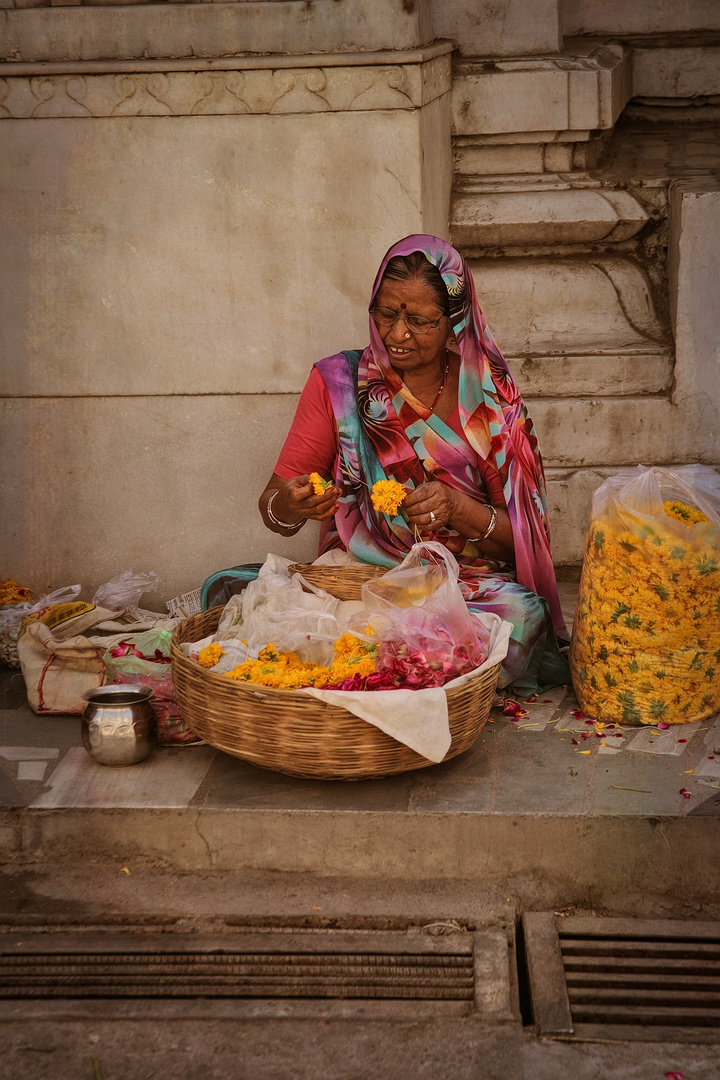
[{"x1": 271, "y1": 475, "x2": 341, "y2": 523}]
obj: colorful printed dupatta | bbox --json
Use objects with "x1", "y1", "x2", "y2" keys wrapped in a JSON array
[{"x1": 315, "y1": 234, "x2": 566, "y2": 640}]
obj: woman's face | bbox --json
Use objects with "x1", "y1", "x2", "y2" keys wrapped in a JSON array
[{"x1": 373, "y1": 276, "x2": 451, "y2": 378}]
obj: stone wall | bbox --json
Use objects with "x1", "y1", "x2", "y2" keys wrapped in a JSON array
[{"x1": 1, "y1": 0, "x2": 718, "y2": 600}]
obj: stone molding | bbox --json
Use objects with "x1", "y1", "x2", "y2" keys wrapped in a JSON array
[
  {"x1": 0, "y1": 0, "x2": 435, "y2": 62},
  {"x1": 453, "y1": 185, "x2": 648, "y2": 247},
  {"x1": 0, "y1": 52, "x2": 452, "y2": 118},
  {"x1": 452, "y1": 46, "x2": 631, "y2": 138}
]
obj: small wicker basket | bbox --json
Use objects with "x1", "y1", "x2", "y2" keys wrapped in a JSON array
[
  {"x1": 288, "y1": 562, "x2": 387, "y2": 601},
  {"x1": 171, "y1": 608, "x2": 500, "y2": 781}
]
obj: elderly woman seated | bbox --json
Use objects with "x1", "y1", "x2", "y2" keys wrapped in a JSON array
[{"x1": 259, "y1": 235, "x2": 569, "y2": 698}]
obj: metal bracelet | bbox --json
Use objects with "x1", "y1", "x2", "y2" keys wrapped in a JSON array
[
  {"x1": 266, "y1": 490, "x2": 305, "y2": 532},
  {"x1": 467, "y1": 504, "x2": 498, "y2": 544}
]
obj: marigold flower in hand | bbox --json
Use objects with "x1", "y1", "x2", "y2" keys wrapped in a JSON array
[
  {"x1": 371, "y1": 479, "x2": 407, "y2": 516},
  {"x1": 309, "y1": 472, "x2": 333, "y2": 496}
]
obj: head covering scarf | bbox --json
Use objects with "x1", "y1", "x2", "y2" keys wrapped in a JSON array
[{"x1": 317, "y1": 234, "x2": 565, "y2": 636}]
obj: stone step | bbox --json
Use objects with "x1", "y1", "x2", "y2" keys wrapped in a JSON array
[{"x1": 452, "y1": 185, "x2": 649, "y2": 247}]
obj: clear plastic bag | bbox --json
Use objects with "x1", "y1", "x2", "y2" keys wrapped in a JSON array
[
  {"x1": 570, "y1": 464, "x2": 720, "y2": 726},
  {"x1": 93, "y1": 570, "x2": 168, "y2": 622},
  {"x1": 0, "y1": 585, "x2": 81, "y2": 668},
  {"x1": 102, "y1": 628, "x2": 200, "y2": 745},
  {"x1": 217, "y1": 553, "x2": 344, "y2": 665},
  {"x1": 349, "y1": 541, "x2": 489, "y2": 682}
]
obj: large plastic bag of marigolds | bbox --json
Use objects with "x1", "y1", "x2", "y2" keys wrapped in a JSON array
[{"x1": 570, "y1": 465, "x2": 720, "y2": 726}]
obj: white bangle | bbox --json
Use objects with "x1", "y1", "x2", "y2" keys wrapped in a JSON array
[
  {"x1": 467, "y1": 504, "x2": 498, "y2": 544},
  {"x1": 267, "y1": 490, "x2": 305, "y2": 532}
]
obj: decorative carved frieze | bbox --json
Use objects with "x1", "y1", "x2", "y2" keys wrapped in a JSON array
[{"x1": 0, "y1": 53, "x2": 452, "y2": 118}]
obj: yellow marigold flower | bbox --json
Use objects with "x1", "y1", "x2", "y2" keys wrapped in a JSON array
[
  {"x1": 0, "y1": 579, "x2": 33, "y2": 606},
  {"x1": 220, "y1": 635, "x2": 376, "y2": 689},
  {"x1": 309, "y1": 472, "x2": 333, "y2": 496},
  {"x1": 571, "y1": 504, "x2": 720, "y2": 726},
  {"x1": 664, "y1": 500, "x2": 709, "y2": 526},
  {"x1": 198, "y1": 642, "x2": 225, "y2": 668},
  {"x1": 371, "y1": 479, "x2": 407, "y2": 516}
]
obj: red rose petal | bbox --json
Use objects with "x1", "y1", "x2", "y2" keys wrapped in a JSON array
[
  {"x1": 677, "y1": 738, "x2": 688, "y2": 744},
  {"x1": 665, "y1": 1071, "x2": 684, "y2": 1080},
  {"x1": 679, "y1": 789, "x2": 692, "y2": 799}
]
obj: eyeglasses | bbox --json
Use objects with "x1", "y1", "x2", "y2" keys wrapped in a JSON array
[{"x1": 371, "y1": 306, "x2": 447, "y2": 336}]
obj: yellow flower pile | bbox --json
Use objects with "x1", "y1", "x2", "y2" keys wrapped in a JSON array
[
  {"x1": 371, "y1": 479, "x2": 407, "y2": 516},
  {"x1": 198, "y1": 642, "x2": 225, "y2": 668},
  {"x1": 570, "y1": 501, "x2": 720, "y2": 725},
  {"x1": 309, "y1": 472, "x2": 332, "y2": 496},
  {"x1": 0, "y1": 579, "x2": 33, "y2": 606},
  {"x1": 222, "y1": 635, "x2": 376, "y2": 690},
  {"x1": 664, "y1": 500, "x2": 709, "y2": 526}
]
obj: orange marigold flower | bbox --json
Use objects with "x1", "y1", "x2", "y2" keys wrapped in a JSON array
[
  {"x1": 198, "y1": 642, "x2": 225, "y2": 668},
  {"x1": 371, "y1": 479, "x2": 407, "y2": 516},
  {"x1": 0, "y1": 579, "x2": 33, "y2": 606},
  {"x1": 309, "y1": 472, "x2": 332, "y2": 496},
  {"x1": 664, "y1": 500, "x2": 709, "y2": 526}
]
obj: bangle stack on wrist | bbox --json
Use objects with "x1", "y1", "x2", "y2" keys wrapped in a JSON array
[
  {"x1": 467, "y1": 504, "x2": 498, "y2": 544},
  {"x1": 267, "y1": 490, "x2": 305, "y2": 533}
]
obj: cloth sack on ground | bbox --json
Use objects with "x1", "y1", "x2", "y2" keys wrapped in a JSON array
[
  {"x1": 570, "y1": 464, "x2": 720, "y2": 725},
  {"x1": 17, "y1": 605, "x2": 194, "y2": 743},
  {"x1": 16, "y1": 601, "x2": 123, "y2": 714},
  {"x1": 0, "y1": 586, "x2": 83, "y2": 669}
]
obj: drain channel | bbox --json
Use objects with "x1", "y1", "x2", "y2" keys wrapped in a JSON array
[
  {"x1": 523, "y1": 913, "x2": 720, "y2": 1042},
  {"x1": 562, "y1": 935, "x2": 720, "y2": 1026},
  {"x1": 0, "y1": 924, "x2": 475, "y2": 1002},
  {"x1": 1, "y1": 951, "x2": 473, "y2": 1000}
]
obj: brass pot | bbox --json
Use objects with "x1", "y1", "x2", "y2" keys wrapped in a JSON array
[{"x1": 82, "y1": 684, "x2": 157, "y2": 766}]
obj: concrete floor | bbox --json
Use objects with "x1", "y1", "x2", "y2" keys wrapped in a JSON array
[{"x1": 1, "y1": 579, "x2": 719, "y2": 1077}]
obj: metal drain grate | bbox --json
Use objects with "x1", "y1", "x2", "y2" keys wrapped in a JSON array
[
  {"x1": 523, "y1": 913, "x2": 720, "y2": 1043},
  {"x1": 0, "y1": 925, "x2": 474, "y2": 1003}
]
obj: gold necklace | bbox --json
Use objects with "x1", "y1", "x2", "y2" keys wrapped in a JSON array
[{"x1": 428, "y1": 354, "x2": 450, "y2": 412}]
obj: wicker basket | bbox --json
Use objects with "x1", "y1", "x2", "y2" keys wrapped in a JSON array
[
  {"x1": 288, "y1": 562, "x2": 387, "y2": 601},
  {"x1": 171, "y1": 608, "x2": 500, "y2": 781}
]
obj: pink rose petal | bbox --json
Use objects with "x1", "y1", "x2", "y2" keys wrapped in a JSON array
[
  {"x1": 679, "y1": 789, "x2": 692, "y2": 799},
  {"x1": 665, "y1": 1072, "x2": 684, "y2": 1080},
  {"x1": 657, "y1": 721, "x2": 670, "y2": 730}
]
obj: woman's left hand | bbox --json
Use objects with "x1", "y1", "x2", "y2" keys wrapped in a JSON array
[{"x1": 404, "y1": 481, "x2": 457, "y2": 533}]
